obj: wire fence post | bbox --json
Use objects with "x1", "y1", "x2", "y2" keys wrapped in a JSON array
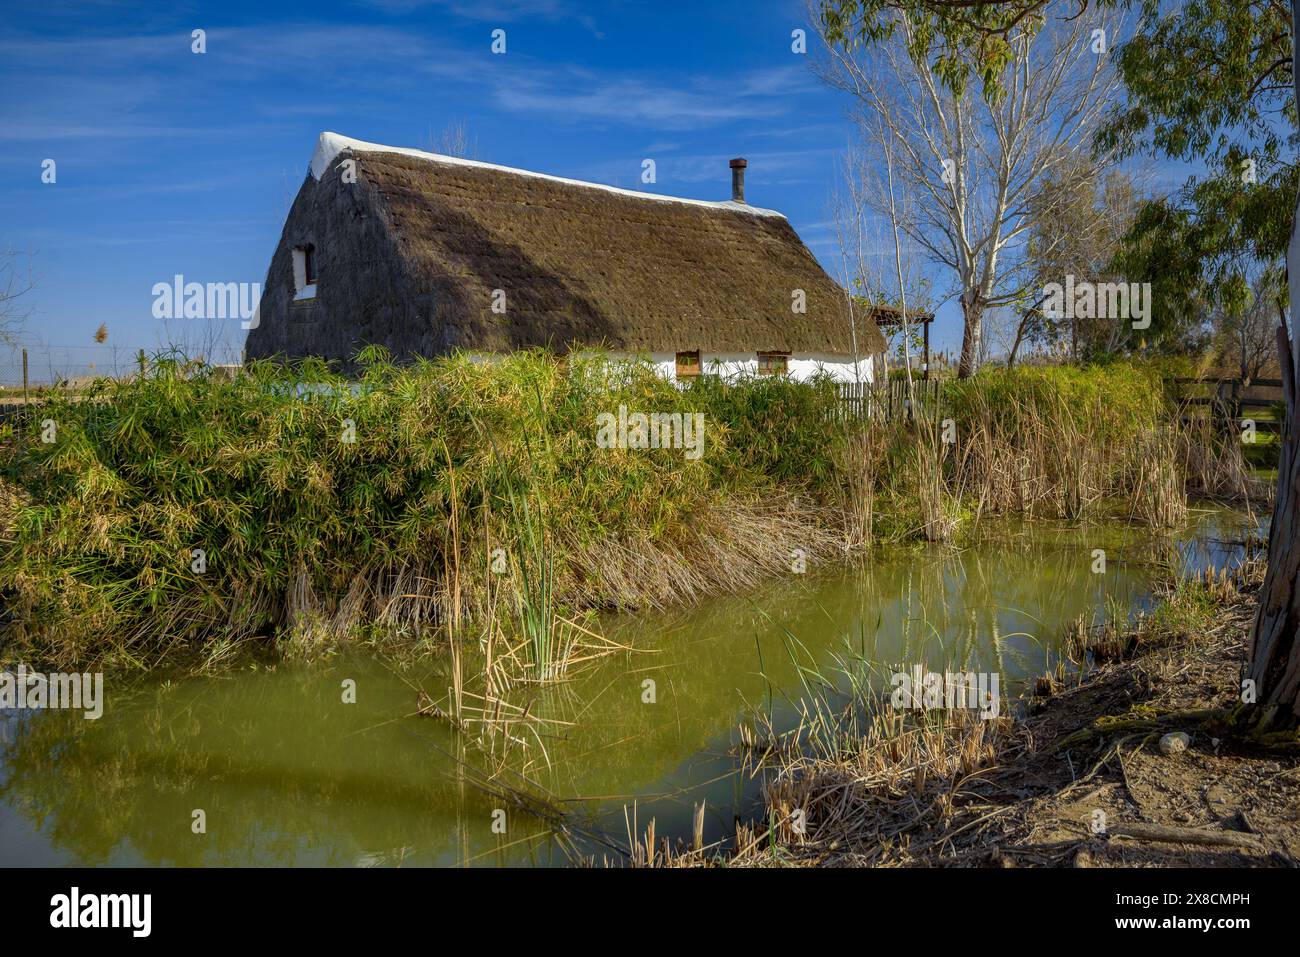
[{"x1": 22, "y1": 348, "x2": 28, "y2": 404}]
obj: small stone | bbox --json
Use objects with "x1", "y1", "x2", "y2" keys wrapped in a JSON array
[
  {"x1": 1206, "y1": 784, "x2": 1232, "y2": 805},
  {"x1": 1159, "y1": 732, "x2": 1191, "y2": 755}
]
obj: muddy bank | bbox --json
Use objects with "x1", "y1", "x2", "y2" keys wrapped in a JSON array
[
  {"x1": 978, "y1": 576, "x2": 1298, "y2": 868},
  {"x1": 716, "y1": 562, "x2": 1300, "y2": 868}
]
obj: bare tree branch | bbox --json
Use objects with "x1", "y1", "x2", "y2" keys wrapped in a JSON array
[
  {"x1": 813, "y1": 5, "x2": 1123, "y2": 375},
  {"x1": 0, "y1": 248, "x2": 36, "y2": 346}
]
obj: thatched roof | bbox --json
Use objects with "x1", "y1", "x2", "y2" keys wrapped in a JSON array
[{"x1": 247, "y1": 133, "x2": 883, "y2": 366}]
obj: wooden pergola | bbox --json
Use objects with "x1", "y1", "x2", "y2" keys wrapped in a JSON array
[{"x1": 867, "y1": 304, "x2": 936, "y2": 380}]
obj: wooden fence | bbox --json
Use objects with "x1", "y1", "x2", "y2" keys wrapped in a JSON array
[
  {"x1": 1165, "y1": 376, "x2": 1285, "y2": 436},
  {"x1": 837, "y1": 378, "x2": 944, "y2": 422},
  {"x1": 0, "y1": 400, "x2": 31, "y2": 426}
]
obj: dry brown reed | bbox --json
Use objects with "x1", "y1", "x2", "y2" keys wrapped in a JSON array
[{"x1": 734, "y1": 706, "x2": 1019, "y2": 866}]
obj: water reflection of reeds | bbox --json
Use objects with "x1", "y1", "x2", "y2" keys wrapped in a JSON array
[{"x1": 0, "y1": 510, "x2": 1261, "y2": 867}]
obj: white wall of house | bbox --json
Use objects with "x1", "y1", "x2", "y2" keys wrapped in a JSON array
[
  {"x1": 604, "y1": 351, "x2": 872, "y2": 385},
  {"x1": 789, "y1": 353, "x2": 873, "y2": 384},
  {"x1": 465, "y1": 349, "x2": 874, "y2": 385}
]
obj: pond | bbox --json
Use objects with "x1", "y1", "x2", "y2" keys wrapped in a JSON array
[{"x1": 0, "y1": 509, "x2": 1263, "y2": 866}]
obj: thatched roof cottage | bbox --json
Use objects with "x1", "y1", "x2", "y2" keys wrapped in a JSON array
[{"x1": 244, "y1": 132, "x2": 887, "y2": 382}]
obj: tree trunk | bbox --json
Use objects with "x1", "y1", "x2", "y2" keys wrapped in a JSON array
[
  {"x1": 1007, "y1": 296, "x2": 1047, "y2": 370},
  {"x1": 1007, "y1": 316, "x2": 1026, "y2": 370},
  {"x1": 957, "y1": 295, "x2": 984, "y2": 379},
  {"x1": 1244, "y1": 0, "x2": 1300, "y2": 729},
  {"x1": 1240, "y1": 326, "x2": 1249, "y2": 385},
  {"x1": 1245, "y1": 318, "x2": 1300, "y2": 728}
]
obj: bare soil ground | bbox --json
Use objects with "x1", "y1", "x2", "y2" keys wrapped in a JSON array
[{"x1": 979, "y1": 582, "x2": 1300, "y2": 868}]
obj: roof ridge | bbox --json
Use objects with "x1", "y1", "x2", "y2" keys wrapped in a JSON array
[{"x1": 310, "y1": 132, "x2": 787, "y2": 219}]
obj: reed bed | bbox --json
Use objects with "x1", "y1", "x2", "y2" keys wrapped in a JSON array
[
  {"x1": 1178, "y1": 412, "x2": 1256, "y2": 502},
  {"x1": 0, "y1": 349, "x2": 855, "y2": 669},
  {"x1": 943, "y1": 365, "x2": 1177, "y2": 523},
  {"x1": 744, "y1": 706, "x2": 1018, "y2": 865},
  {"x1": 0, "y1": 353, "x2": 1248, "y2": 670}
]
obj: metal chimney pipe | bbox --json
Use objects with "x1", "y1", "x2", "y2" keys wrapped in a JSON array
[{"x1": 729, "y1": 158, "x2": 747, "y2": 203}]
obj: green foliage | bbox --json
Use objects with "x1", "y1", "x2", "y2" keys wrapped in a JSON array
[
  {"x1": 682, "y1": 372, "x2": 848, "y2": 488},
  {"x1": 819, "y1": 0, "x2": 1293, "y2": 355},
  {"x1": 1100, "y1": 0, "x2": 1294, "y2": 165},
  {"x1": 945, "y1": 362, "x2": 1168, "y2": 439},
  {"x1": 1146, "y1": 576, "x2": 1221, "y2": 638},
  {"x1": 0, "y1": 352, "x2": 1211, "y2": 669},
  {"x1": 1100, "y1": 0, "x2": 1296, "y2": 329},
  {"x1": 818, "y1": 0, "x2": 1074, "y2": 95},
  {"x1": 0, "y1": 351, "x2": 848, "y2": 667},
  {"x1": 933, "y1": 362, "x2": 1200, "y2": 531}
]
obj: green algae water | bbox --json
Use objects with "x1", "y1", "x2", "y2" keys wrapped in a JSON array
[{"x1": 0, "y1": 510, "x2": 1262, "y2": 866}]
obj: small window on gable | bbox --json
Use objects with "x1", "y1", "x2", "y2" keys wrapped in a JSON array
[
  {"x1": 757, "y1": 351, "x2": 789, "y2": 376},
  {"x1": 675, "y1": 350, "x2": 701, "y2": 379},
  {"x1": 292, "y1": 244, "x2": 317, "y2": 301}
]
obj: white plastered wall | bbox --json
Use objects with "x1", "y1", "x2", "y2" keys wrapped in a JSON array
[{"x1": 598, "y1": 351, "x2": 872, "y2": 385}]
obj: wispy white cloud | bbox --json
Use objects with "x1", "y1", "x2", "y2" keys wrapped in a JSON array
[
  {"x1": 746, "y1": 121, "x2": 843, "y2": 141},
  {"x1": 356, "y1": 0, "x2": 603, "y2": 34},
  {"x1": 0, "y1": 25, "x2": 481, "y2": 154},
  {"x1": 1, "y1": 23, "x2": 818, "y2": 145},
  {"x1": 556, "y1": 148, "x2": 836, "y2": 203},
  {"x1": 663, "y1": 148, "x2": 835, "y2": 183},
  {"x1": 2, "y1": 123, "x2": 217, "y2": 141},
  {"x1": 0, "y1": 24, "x2": 477, "y2": 82},
  {"x1": 493, "y1": 65, "x2": 814, "y2": 131},
  {"x1": 0, "y1": 30, "x2": 181, "y2": 68}
]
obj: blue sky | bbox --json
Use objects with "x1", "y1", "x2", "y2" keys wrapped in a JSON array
[{"x1": 3, "y1": 0, "x2": 976, "y2": 382}]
